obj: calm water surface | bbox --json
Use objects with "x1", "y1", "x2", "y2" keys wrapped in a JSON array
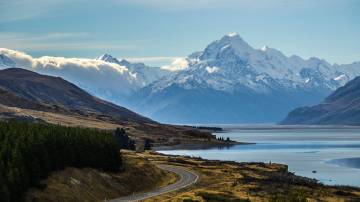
[{"x1": 159, "y1": 126, "x2": 360, "y2": 187}]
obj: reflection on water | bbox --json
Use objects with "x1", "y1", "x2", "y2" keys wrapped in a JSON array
[{"x1": 159, "y1": 126, "x2": 360, "y2": 187}]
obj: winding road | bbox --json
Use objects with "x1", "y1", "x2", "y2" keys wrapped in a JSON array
[{"x1": 109, "y1": 165, "x2": 199, "y2": 202}]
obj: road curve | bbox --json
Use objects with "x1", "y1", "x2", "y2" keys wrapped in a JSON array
[{"x1": 109, "y1": 165, "x2": 199, "y2": 202}]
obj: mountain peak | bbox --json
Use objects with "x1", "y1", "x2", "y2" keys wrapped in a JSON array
[
  {"x1": 96, "y1": 53, "x2": 120, "y2": 64},
  {"x1": 220, "y1": 32, "x2": 245, "y2": 42},
  {"x1": 119, "y1": 59, "x2": 131, "y2": 65},
  {"x1": 220, "y1": 33, "x2": 252, "y2": 51},
  {"x1": 96, "y1": 53, "x2": 111, "y2": 60},
  {"x1": 199, "y1": 33, "x2": 253, "y2": 60},
  {"x1": 259, "y1": 46, "x2": 284, "y2": 57},
  {"x1": 227, "y1": 32, "x2": 239, "y2": 37}
]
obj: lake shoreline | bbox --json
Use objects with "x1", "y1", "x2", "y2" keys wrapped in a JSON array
[
  {"x1": 145, "y1": 151, "x2": 360, "y2": 201},
  {"x1": 327, "y1": 157, "x2": 360, "y2": 169},
  {"x1": 153, "y1": 141, "x2": 253, "y2": 151},
  {"x1": 156, "y1": 126, "x2": 360, "y2": 187}
]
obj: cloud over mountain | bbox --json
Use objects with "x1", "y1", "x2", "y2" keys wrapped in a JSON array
[
  {"x1": 0, "y1": 48, "x2": 139, "y2": 101},
  {"x1": 161, "y1": 58, "x2": 189, "y2": 71}
]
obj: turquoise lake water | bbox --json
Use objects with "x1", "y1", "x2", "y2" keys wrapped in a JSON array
[{"x1": 159, "y1": 126, "x2": 360, "y2": 187}]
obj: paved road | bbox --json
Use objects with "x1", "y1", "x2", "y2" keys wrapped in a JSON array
[{"x1": 108, "y1": 165, "x2": 198, "y2": 202}]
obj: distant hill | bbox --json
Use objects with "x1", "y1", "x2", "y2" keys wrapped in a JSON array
[
  {"x1": 281, "y1": 76, "x2": 360, "y2": 125},
  {"x1": 0, "y1": 68, "x2": 151, "y2": 123},
  {"x1": 0, "y1": 68, "x2": 217, "y2": 146}
]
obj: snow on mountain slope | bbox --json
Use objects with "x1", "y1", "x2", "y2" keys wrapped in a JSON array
[
  {"x1": 131, "y1": 33, "x2": 360, "y2": 123},
  {"x1": 0, "y1": 53, "x2": 15, "y2": 68},
  {"x1": 149, "y1": 33, "x2": 358, "y2": 94},
  {"x1": 95, "y1": 53, "x2": 171, "y2": 86}
]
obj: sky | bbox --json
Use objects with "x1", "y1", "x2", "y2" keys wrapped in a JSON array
[{"x1": 0, "y1": 0, "x2": 359, "y2": 66}]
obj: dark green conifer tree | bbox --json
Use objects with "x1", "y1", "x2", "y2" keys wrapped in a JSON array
[{"x1": 144, "y1": 138, "x2": 152, "y2": 150}]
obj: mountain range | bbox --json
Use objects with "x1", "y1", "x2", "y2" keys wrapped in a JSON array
[
  {"x1": 282, "y1": 75, "x2": 360, "y2": 125},
  {"x1": 1, "y1": 33, "x2": 360, "y2": 123},
  {"x1": 131, "y1": 33, "x2": 360, "y2": 123}
]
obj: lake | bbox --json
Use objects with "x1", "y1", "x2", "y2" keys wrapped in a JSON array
[{"x1": 158, "y1": 125, "x2": 360, "y2": 187}]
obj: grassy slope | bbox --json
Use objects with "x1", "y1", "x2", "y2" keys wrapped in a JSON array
[{"x1": 25, "y1": 151, "x2": 177, "y2": 202}]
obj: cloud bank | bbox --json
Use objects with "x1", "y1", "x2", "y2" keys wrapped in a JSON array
[
  {"x1": 124, "y1": 56, "x2": 179, "y2": 66},
  {"x1": 0, "y1": 48, "x2": 140, "y2": 101},
  {"x1": 161, "y1": 58, "x2": 189, "y2": 71}
]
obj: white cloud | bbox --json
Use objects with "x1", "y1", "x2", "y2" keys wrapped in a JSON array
[
  {"x1": 116, "y1": 0, "x2": 320, "y2": 11},
  {"x1": 0, "y1": 0, "x2": 347, "y2": 22},
  {"x1": 0, "y1": 48, "x2": 140, "y2": 98},
  {"x1": 0, "y1": 32, "x2": 89, "y2": 40},
  {"x1": 0, "y1": 32, "x2": 137, "y2": 51},
  {"x1": 118, "y1": 0, "x2": 246, "y2": 10},
  {"x1": 0, "y1": 0, "x2": 70, "y2": 22},
  {"x1": 124, "y1": 56, "x2": 179, "y2": 64},
  {"x1": 161, "y1": 58, "x2": 189, "y2": 71}
]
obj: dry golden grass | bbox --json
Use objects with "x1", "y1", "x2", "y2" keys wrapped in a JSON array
[
  {"x1": 139, "y1": 152, "x2": 360, "y2": 202},
  {"x1": 25, "y1": 151, "x2": 177, "y2": 202},
  {"x1": 0, "y1": 104, "x2": 122, "y2": 129}
]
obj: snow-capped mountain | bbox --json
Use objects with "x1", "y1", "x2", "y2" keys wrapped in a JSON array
[
  {"x1": 1, "y1": 33, "x2": 359, "y2": 124},
  {"x1": 149, "y1": 33, "x2": 355, "y2": 94},
  {"x1": 130, "y1": 33, "x2": 360, "y2": 123},
  {"x1": 96, "y1": 53, "x2": 171, "y2": 86}
]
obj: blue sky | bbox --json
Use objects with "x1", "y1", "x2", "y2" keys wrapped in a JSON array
[{"x1": 0, "y1": 0, "x2": 359, "y2": 66}]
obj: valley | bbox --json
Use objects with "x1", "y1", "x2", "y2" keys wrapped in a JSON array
[
  {"x1": 1, "y1": 49, "x2": 360, "y2": 201},
  {"x1": 1, "y1": 1, "x2": 360, "y2": 201}
]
